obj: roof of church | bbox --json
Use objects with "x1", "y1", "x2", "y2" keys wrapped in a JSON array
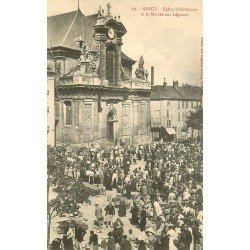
[
  {"x1": 121, "y1": 51, "x2": 136, "y2": 62},
  {"x1": 151, "y1": 85, "x2": 202, "y2": 100},
  {"x1": 47, "y1": 9, "x2": 135, "y2": 62}
]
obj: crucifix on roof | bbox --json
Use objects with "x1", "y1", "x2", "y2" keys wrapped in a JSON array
[{"x1": 107, "y1": 3, "x2": 111, "y2": 15}]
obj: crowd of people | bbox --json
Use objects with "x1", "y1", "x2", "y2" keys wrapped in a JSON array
[{"x1": 49, "y1": 138, "x2": 203, "y2": 250}]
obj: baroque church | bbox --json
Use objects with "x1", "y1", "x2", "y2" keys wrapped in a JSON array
[{"x1": 47, "y1": 4, "x2": 152, "y2": 146}]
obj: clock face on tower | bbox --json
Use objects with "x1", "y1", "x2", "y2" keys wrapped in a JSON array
[{"x1": 108, "y1": 28, "x2": 115, "y2": 39}]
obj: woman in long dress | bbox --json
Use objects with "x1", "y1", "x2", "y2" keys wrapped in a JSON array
[
  {"x1": 145, "y1": 232, "x2": 155, "y2": 250},
  {"x1": 63, "y1": 227, "x2": 74, "y2": 250},
  {"x1": 118, "y1": 200, "x2": 126, "y2": 217},
  {"x1": 188, "y1": 227, "x2": 194, "y2": 250},
  {"x1": 130, "y1": 202, "x2": 139, "y2": 226},
  {"x1": 167, "y1": 226, "x2": 178, "y2": 250},
  {"x1": 153, "y1": 200, "x2": 163, "y2": 222},
  {"x1": 89, "y1": 230, "x2": 99, "y2": 250},
  {"x1": 139, "y1": 207, "x2": 147, "y2": 231}
]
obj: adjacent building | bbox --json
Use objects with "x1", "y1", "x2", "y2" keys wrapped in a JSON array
[
  {"x1": 47, "y1": 6, "x2": 152, "y2": 146},
  {"x1": 150, "y1": 79, "x2": 202, "y2": 140},
  {"x1": 47, "y1": 68, "x2": 55, "y2": 146}
]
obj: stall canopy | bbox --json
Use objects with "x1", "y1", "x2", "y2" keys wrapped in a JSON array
[
  {"x1": 165, "y1": 127, "x2": 176, "y2": 135},
  {"x1": 181, "y1": 125, "x2": 188, "y2": 132}
]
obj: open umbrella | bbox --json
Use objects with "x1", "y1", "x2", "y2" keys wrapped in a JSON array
[
  {"x1": 74, "y1": 217, "x2": 89, "y2": 230},
  {"x1": 68, "y1": 219, "x2": 78, "y2": 228},
  {"x1": 113, "y1": 220, "x2": 123, "y2": 229},
  {"x1": 146, "y1": 227, "x2": 156, "y2": 235},
  {"x1": 78, "y1": 221, "x2": 88, "y2": 230},
  {"x1": 57, "y1": 220, "x2": 70, "y2": 233},
  {"x1": 57, "y1": 218, "x2": 88, "y2": 230},
  {"x1": 85, "y1": 170, "x2": 94, "y2": 176},
  {"x1": 56, "y1": 217, "x2": 71, "y2": 223}
]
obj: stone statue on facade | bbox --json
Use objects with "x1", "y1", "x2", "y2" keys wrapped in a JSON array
[
  {"x1": 107, "y1": 3, "x2": 111, "y2": 15},
  {"x1": 135, "y1": 55, "x2": 145, "y2": 80},
  {"x1": 139, "y1": 55, "x2": 144, "y2": 68},
  {"x1": 80, "y1": 42, "x2": 90, "y2": 61}
]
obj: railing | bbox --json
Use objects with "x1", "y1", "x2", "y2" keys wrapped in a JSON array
[{"x1": 57, "y1": 75, "x2": 151, "y2": 90}]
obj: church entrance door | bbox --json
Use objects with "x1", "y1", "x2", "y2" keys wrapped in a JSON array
[
  {"x1": 107, "y1": 111, "x2": 117, "y2": 142},
  {"x1": 108, "y1": 121, "x2": 114, "y2": 140}
]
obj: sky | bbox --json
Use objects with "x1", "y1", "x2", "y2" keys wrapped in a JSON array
[{"x1": 48, "y1": 0, "x2": 202, "y2": 86}]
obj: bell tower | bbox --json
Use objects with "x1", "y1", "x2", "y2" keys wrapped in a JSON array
[{"x1": 94, "y1": 3, "x2": 127, "y2": 85}]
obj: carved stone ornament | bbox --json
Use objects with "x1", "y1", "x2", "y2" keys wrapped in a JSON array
[
  {"x1": 123, "y1": 105, "x2": 131, "y2": 135},
  {"x1": 105, "y1": 40, "x2": 116, "y2": 48},
  {"x1": 84, "y1": 104, "x2": 92, "y2": 141},
  {"x1": 140, "y1": 103, "x2": 147, "y2": 134}
]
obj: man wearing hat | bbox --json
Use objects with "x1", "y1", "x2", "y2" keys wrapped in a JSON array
[
  {"x1": 75, "y1": 224, "x2": 86, "y2": 250},
  {"x1": 119, "y1": 235, "x2": 131, "y2": 250},
  {"x1": 88, "y1": 230, "x2": 98, "y2": 250},
  {"x1": 179, "y1": 224, "x2": 193, "y2": 250},
  {"x1": 105, "y1": 202, "x2": 115, "y2": 228},
  {"x1": 51, "y1": 238, "x2": 62, "y2": 250},
  {"x1": 107, "y1": 232, "x2": 115, "y2": 250}
]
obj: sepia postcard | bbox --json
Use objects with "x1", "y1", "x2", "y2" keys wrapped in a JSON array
[{"x1": 47, "y1": 0, "x2": 203, "y2": 249}]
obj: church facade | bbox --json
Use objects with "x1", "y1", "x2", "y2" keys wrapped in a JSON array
[{"x1": 47, "y1": 5, "x2": 152, "y2": 146}]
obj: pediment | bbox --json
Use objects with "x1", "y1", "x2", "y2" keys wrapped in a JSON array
[{"x1": 104, "y1": 19, "x2": 127, "y2": 36}]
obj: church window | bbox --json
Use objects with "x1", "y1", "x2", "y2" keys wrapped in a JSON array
[
  {"x1": 167, "y1": 109, "x2": 169, "y2": 118},
  {"x1": 63, "y1": 101, "x2": 72, "y2": 125},
  {"x1": 167, "y1": 100, "x2": 170, "y2": 106},
  {"x1": 186, "y1": 101, "x2": 189, "y2": 108},
  {"x1": 178, "y1": 113, "x2": 180, "y2": 122},
  {"x1": 182, "y1": 101, "x2": 185, "y2": 108},
  {"x1": 74, "y1": 102, "x2": 80, "y2": 127}
]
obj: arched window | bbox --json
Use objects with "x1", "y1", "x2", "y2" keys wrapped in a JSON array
[{"x1": 63, "y1": 101, "x2": 72, "y2": 125}]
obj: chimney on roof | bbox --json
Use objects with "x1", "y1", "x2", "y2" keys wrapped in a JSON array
[
  {"x1": 163, "y1": 78, "x2": 167, "y2": 88},
  {"x1": 173, "y1": 79, "x2": 179, "y2": 89},
  {"x1": 151, "y1": 66, "x2": 154, "y2": 85}
]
